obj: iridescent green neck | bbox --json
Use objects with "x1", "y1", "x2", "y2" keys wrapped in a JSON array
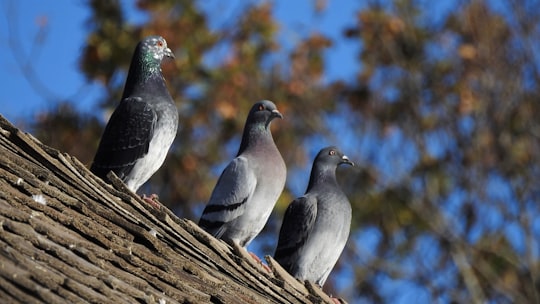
[{"x1": 122, "y1": 48, "x2": 162, "y2": 98}]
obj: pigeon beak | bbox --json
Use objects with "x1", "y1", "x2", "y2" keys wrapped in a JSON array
[
  {"x1": 265, "y1": 109, "x2": 283, "y2": 129},
  {"x1": 341, "y1": 155, "x2": 354, "y2": 166},
  {"x1": 164, "y1": 47, "x2": 175, "y2": 59},
  {"x1": 271, "y1": 109, "x2": 283, "y2": 120}
]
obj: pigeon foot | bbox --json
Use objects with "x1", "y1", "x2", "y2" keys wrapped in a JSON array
[
  {"x1": 249, "y1": 252, "x2": 272, "y2": 272},
  {"x1": 331, "y1": 297, "x2": 342, "y2": 304},
  {"x1": 141, "y1": 193, "x2": 161, "y2": 208}
]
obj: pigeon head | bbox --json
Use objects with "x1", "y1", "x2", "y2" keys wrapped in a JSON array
[
  {"x1": 308, "y1": 146, "x2": 354, "y2": 189},
  {"x1": 315, "y1": 146, "x2": 354, "y2": 167},
  {"x1": 237, "y1": 100, "x2": 283, "y2": 155},
  {"x1": 123, "y1": 36, "x2": 174, "y2": 98},
  {"x1": 138, "y1": 35, "x2": 174, "y2": 66},
  {"x1": 246, "y1": 100, "x2": 283, "y2": 130}
]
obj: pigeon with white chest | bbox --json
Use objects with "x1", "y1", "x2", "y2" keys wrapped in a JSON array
[
  {"x1": 91, "y1": 36, "x2": 178, "y2": 197},
  {"x1": 274, "y1": 146, "x2": 354, "y2": 286}
]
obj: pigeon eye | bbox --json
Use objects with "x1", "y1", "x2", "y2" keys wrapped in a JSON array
[
  {"x1": 258, "y1": 104, "x2": 264, "y2": 111},
  {"x1": 156, "y1": 40, "x2": 163, "y2": 47},
  {"x1": 329, "y1": 150, "x2": 336, "y2": 156}
]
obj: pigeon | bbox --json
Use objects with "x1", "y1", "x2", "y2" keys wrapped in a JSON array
[
  {"x1": 199, "y1": 100, "x2": 286, "y2": 248},
  {"x1": 91, "y1": 35, "x2": 178, "y2": 195},
  {"x1": 274, "y1": 146, "x2": 354, "y2": 286}
]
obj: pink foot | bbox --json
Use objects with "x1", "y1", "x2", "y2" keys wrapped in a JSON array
[
  {"x1": 141, "y1": 193, "x2": 161, "y2": 208},
  {"x1": 331, "y1": 297, "x2": 341, "y2": 304},
  {"x1": 249, "y1": 252, "x2": 271, "y2": 272}
]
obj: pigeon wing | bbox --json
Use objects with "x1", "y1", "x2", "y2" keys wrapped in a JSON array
[
  {"x1": 274, "y1": 195, "x2": 317, "y2": 268},
  {"x1": 91, "y1": 97, "x2": 156, "y2": 179},
  {"x1": 199, "y1": 156, "x2": 256, "y2": 235}
]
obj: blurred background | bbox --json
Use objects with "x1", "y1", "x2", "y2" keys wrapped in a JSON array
[{"x1": 1, "y1": 0, "x2": 539, "y2": 303}]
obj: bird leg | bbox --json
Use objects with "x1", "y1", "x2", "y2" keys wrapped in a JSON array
[
  {"x1": 231, "y1": 243, "x2": 272, "y2": 273},
  {"x1": 141, "y1": 193, "x2": 161, "y2": 208}
]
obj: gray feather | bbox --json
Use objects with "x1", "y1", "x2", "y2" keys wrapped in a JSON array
[
  {"x1": 274, "y1": 146, "x2": 354, "y2": 286},
  {"x1": 199, "y1": 100, "x2": 286, "y2": 248}
]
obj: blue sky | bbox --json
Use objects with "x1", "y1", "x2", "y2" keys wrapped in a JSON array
[
  {"x1": 0, "y1": 0, "x2": 95, "y2": 121},
  {"x1": 0, "y1": 0, "x2": 362, "y2": 125}
]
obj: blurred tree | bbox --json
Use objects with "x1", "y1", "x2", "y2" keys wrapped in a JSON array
[
  {"x1": 23, "y1": 0, "x2": 540, "y2": 302},
  {"x1": 339, "y1": 0, "x2": 540, "y2": 302}
]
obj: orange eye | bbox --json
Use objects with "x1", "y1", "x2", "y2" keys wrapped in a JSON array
[
  {"x1": 156, "y1": 40, "x2": 163, "y2": 47},
  {"x1": 258, "y1": 104, "x2": 264, "y2": 111},
  {"x1": 329, "y1": 150, "x2": 336, "y2": 156}
]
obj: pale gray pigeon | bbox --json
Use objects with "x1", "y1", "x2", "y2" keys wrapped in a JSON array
[
  {"x1": 274, "y1": 146, "x2": 354, "y2": 286},
  {"x1": 91, "y1": 36, "x2": 178, "y2": 194},
  {"x1": 199, "y1": 100, "x2": 286, "y2": 248}
]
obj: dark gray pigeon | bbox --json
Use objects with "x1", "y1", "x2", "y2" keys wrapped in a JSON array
[
  {"x1": 274, "y1": 146, "x2": 354, "y2": 286},
  {"x1": 91, "y1": 36, "x2": 178, "y2": 193},
  {"x1": 199, "y1": 100, "x2": 286, "y2": 248}
]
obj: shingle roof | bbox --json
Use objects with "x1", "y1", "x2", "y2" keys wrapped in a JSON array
[{"x1": 0, "y1": 115, "x2": 344, "y2": 304}]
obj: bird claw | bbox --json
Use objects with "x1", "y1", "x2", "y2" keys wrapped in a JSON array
[
  {"x1": 330, "y1": 297, "x2": 342, "y2": 304},
  {"x1": 249, "y1": 252, "x2": 272, "y2": 273},
  {"x1": 141, "y1": 193, "x2": 161, "y2": 208}
]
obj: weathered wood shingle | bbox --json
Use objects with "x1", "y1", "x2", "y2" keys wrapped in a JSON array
[{"x1": 0, "y1": 115, "x2": 343, "y2": 304}]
